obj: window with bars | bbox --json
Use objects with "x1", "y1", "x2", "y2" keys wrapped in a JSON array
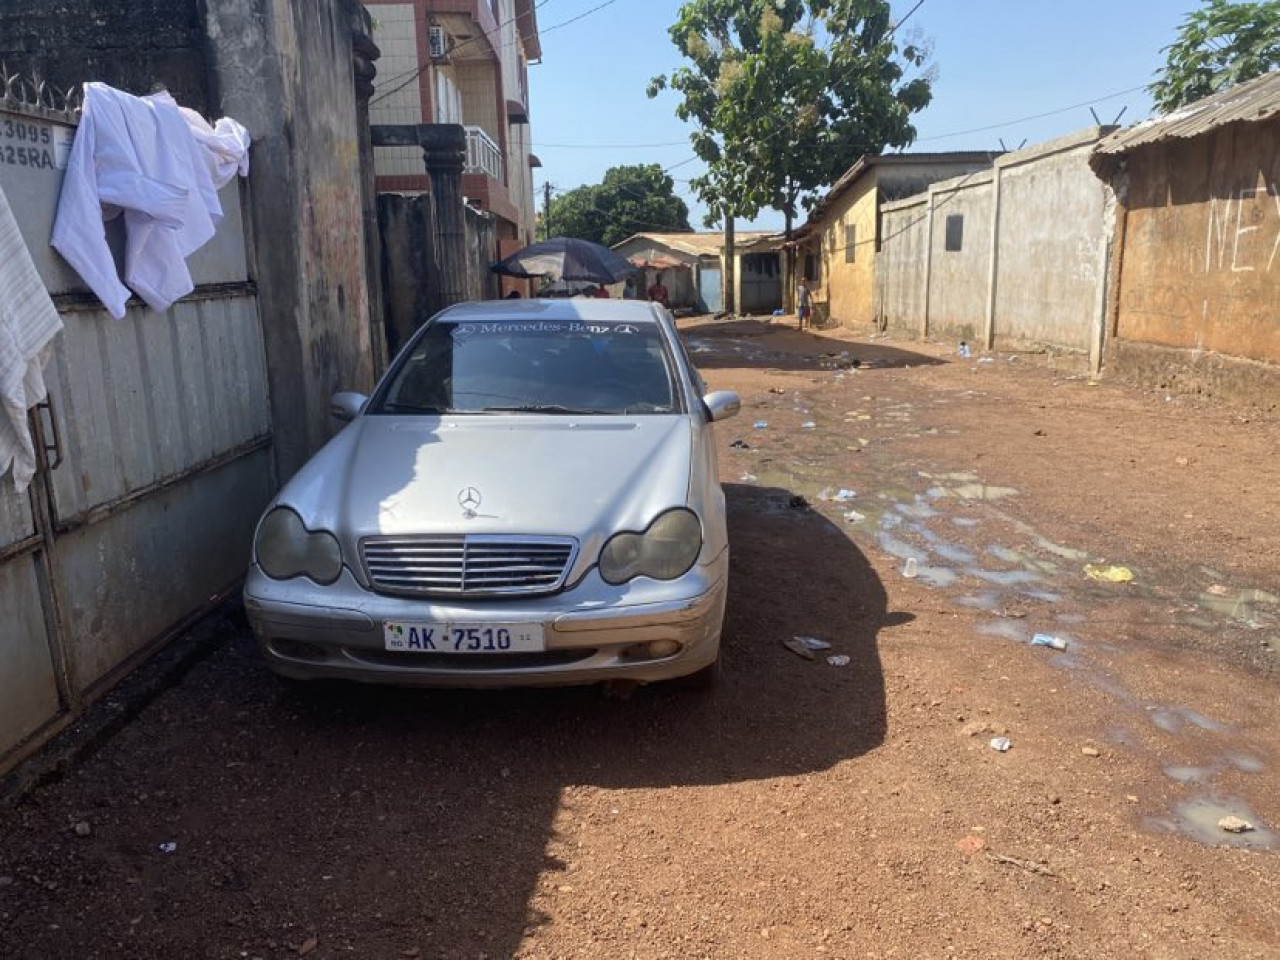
[{"x1": 844, "y1": 223, "x2": 856, "y2": 263}]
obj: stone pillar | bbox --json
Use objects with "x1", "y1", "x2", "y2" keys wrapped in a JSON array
[{"x1": 419, "y1": 124, "x2": 469, "y2": 308}]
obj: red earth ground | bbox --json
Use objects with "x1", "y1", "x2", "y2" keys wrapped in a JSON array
[{"x1": 1, "y1": 317, "x2": 1277, "y2": 959}]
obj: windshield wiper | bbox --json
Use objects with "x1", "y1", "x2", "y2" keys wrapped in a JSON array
[
  {"x1": 481, "y1": 404, "x2": 601, "y2": 415},
  {"x1": 380, "y1": 402, "x2": 446, "y2": 414}
]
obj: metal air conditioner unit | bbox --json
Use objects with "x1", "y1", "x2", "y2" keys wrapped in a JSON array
[{"x1": 428, "y1": 26, "x2": 448, "y2": 60}]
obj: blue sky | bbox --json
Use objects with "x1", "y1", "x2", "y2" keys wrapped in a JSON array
[{"x1": 527, "y1": 0, "x2": 1191, "y2": 232}]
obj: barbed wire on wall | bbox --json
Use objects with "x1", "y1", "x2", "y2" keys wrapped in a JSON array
[{"x1": 1, "y1": 64, "x2": 82, "y2": 121}]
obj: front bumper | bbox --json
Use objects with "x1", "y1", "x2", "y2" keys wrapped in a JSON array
[{"x1": 243, "y1": 550, "x2": 728, "y2": 688}]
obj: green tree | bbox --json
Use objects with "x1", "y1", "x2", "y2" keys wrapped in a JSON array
[
  {"x1": 649, "y1": 0, "x2": 933, "y2": 239},
  {"x1": 546, "y1": 165, "x2": 692, "y2": 246},
  {"x1": 1150, "y1": 0, "x2": 1280, "y2": 112}
]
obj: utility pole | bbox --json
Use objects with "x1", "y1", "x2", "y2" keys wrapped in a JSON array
[{"x1": 542, "y1": 182, "x2": 554, "y2": 240}]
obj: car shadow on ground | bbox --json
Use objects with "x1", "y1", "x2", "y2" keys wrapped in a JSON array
[
  {"x1": 680, "y1": 318, "x2": 946, "y2": 372},
  {"x1": 0, "y1": 486, "x2": 892, "y2": 959}
]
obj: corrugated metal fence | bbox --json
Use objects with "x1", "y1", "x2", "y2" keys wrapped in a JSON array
[{"x1": 0, "y1": 93, "x2": 274, "y2": 772}]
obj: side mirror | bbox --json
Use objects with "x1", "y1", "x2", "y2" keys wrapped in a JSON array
[
  {"x1": 702, "y1": 390, "x2": 741, "y2": 423},
  {"x1": 330, "y1": 391, "x2": 368, "y2": 422}
]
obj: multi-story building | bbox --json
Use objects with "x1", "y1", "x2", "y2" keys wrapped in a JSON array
[{"x1": 366, "y1": 0, "x2": 542, "y2": 252}]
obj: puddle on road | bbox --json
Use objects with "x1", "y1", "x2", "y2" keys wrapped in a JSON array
[
  {"x1": 915, "y1": 565, "x2": 958, "y2": 588},
  {"x1": 1226, "y1": 752, "x2": 1265, "y2": 774},
  {"x1": 969, "y1": 568, "x2": 1043, "y2": 587},
  {"x1": 878, "y1": 533, "x2": 928, "y2": 563},
  {"x1": 1164, "y1": 765, "x2": 1217, "y2": 783},
  {"x1": 927, "y1": 483, "x2": 1020, "y2": 501},
  {"x1": 1023, "y1": 589, "x2": 1063, "y2": 603},
  {"x1": 976, "y1": 620, "x2": 1028, "y2": 643},
  {"x1": 895, "y1": 500, "x2": 940, "y2": 520},
  {"x1": 1196, "y1": 588, "x2": 1280, "y2": 628},
  {"x1": 729, "y1": 360, "x2": 1278, "y2": 851},
  {"x1": 954, "y1": 592, "x2": 1002, "y2": 610},
  {"x1": 1148, "y1": 797, "x2": 1279, "y2": 850},
  {"x1": 1147, "y1": 705, "x2": 1232, "y2": 736}
]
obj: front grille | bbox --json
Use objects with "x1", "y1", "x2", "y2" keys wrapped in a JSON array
[{"x1": 360, "y1": 535, "x2": 577, "y2": 597}]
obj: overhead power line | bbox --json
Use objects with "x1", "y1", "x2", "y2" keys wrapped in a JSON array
[
  {"x1": 371, "y1": 0, "x2": 621, "y2": 108},
  {"x1": 371, "y1": 0, "x2": 555, "y2": 106},
  {"x1": 890, "y1": 0, "x2": 927, "y2": 34},
  {"x1": 913, "y1": 84, "x2": 1148, "y2": 141}
]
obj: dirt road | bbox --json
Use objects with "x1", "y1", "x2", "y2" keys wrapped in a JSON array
[{"x1": 2, "y1": 319, "x2": 1278, "y2": 959}]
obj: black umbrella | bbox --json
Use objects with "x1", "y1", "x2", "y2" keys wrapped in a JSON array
[
  {"x1": 536, "y1": 279, "x2": 600, "y2": 298},
  {"x1": 491, "y1": 237, "x2": 637, "y2": 284}
]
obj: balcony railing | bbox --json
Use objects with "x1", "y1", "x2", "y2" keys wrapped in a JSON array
[{"x1": 464, "y1": 125, "x2": 504, "y2": 183}]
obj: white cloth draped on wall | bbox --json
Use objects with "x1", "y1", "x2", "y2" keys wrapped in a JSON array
[
  {"x1": 51, "y1": 82, "x2": 251, "y2": 319},
  {"x1": 0, "y1": 182, "x2": 64, "y2": 493}
]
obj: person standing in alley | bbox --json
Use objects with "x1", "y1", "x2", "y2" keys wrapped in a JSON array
[
  {"x1": 797, "y1": 279, "x2": 813, "y2": 331},
  {"x1": 647, "y1": 272, "x2": 669, "y2": 308}
]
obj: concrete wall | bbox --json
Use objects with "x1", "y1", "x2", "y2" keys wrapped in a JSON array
[
  {"x1": 378, "y1": 191, "x2": 502, "y2": 355},
  {"x1": 877, "y1": 196, "x2": 928, "y2": 335},
  {"x1": 806, "y1": 160, "x2": 993, "y2": 329},
  {"x1": 1106, "y1": 119, "x2": 1280, "y2": 404},
  {"x1": 205, "y1": 0, "x2": 383, "y2": 480},
  {"x1": 1, "y1": 0, "x2": 385, "y2": 482},
  {"x1": 995, "y1": 137, "x2": 1112, "y2": 353},
  {"x1": 926, "y1": 176, "x2": 994, "y2": 344},
  {"x1": 876, "y1": 128, "x2": 1114, "y2": 368},
  {"x1": 465, "y1": 205, "x2": 501, "y2": 303},
  {"x1": 0, "y1": 0, "x2": 212, "y2": 113}
]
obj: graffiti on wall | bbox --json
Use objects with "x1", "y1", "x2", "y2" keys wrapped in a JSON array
[{"x1": 1204, "y1": 182, "x2": 1279, "y2": 274}]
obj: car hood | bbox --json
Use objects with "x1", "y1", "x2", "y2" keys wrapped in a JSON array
[{"x1": 279, "y1": 414, "x2": 695, "y2": 558}]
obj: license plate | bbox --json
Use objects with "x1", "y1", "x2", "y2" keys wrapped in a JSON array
[{"x1": 383, "y1": 621, "x2": 545, "y2": 654}]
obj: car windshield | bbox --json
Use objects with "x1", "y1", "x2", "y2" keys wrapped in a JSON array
[{"x1": 372, "y1": 318, "x2": 682, "y2": 416}]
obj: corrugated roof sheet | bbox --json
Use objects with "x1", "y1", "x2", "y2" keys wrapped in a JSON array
[
  {"x1": 612, "y1": 231, "x2": 775, "y2": 257},
  {"x1": 1093, "y1": 70, "x2": 1280, "y2": 160}
]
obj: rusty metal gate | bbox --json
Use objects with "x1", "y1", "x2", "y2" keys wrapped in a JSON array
[{"x1": 0, "y1": 85, "x2": 275, "y2": 772}]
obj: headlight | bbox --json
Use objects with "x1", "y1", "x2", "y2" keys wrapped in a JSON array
[
  {"x1": 254, "y1": 507, "x2": 343, "y2": 584},
  {"x1": 599, "y1": 508, "x2": 702, "y2": 585}
]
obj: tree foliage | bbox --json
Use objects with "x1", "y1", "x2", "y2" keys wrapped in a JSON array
[
  {"x1": 648, "y1": 0, "x2": 933, "y2": 233},
  {"x1": 1150, "y1": 0, "x2": 1280, "y2": 112},
  {"x1": 546, "y1": 165, "x2": 692, "y2": 246}
]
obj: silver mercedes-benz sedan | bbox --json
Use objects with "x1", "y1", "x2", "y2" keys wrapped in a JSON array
[{"x1": 243, "y1": 299, "x2": 740, "y2": 688}]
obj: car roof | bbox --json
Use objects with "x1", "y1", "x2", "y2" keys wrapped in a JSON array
[{"x1": 435, "y1": 299, "x2": 667, "y2": 325}]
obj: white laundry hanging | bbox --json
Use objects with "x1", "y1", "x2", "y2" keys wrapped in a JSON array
[
  {"x1": 50, "y1": 82, "x2": 250, "y2": 319},
  {"x1": 0, "y1": 181, "x2": 64, "y2": 493}
]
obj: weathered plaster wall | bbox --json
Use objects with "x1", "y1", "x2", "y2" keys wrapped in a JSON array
[
  {"x1": 875, "y1": 129, "x2": 1112, "y2": 361},
  {"x1": 379, "y1": 191, "x2": 440, "y2": 355},
  {"x1": 0, "y1": 0, "x2": 211, "y2": 112},
  {"x1": 378, "y1": 190, "x2": 502, "y2": 355},
  {"x1": 876, "y1": 195, "x2": 928, "y2": 335},
  {"x1": 818, "y1": 174, "x2": 878, "y2": 327},
  {"x1": 995, "y1": 137, "x2": 1110, "y2": 352},
  {"x1": 1, "y1": 0, "x2": 383, "y2": 481},
  {"x1": 1113, "y1": 121, "x2": 1280, "y2": 366},
  {"x1": 205, "y1": 0, "x2": 380, "y2": 480},
  {"x1": 925, "y1": 177, "x2": 993, "y2": 344}
]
